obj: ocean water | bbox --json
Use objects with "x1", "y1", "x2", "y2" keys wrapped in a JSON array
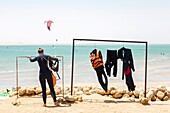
[{"x1": 0, "y1": 44, "x2": 170, "y2": 90}]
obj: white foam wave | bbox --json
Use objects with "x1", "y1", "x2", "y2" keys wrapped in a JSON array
[{"x1": 0, "y1": 68, "x2": 37, "y2": 74}]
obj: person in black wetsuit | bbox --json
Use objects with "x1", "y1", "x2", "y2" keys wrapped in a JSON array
[{"x1": 27, "y1": 48, "x2": 60, "y2": 107}]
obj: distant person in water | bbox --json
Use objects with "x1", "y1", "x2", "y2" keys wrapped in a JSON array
[{"x1": 27, "y1": 48, "x2": 60, "y2": 107}]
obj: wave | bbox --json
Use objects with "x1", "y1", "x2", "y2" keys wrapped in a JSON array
[{"x1": 0, "y1": 68, "x2": 37, "y2": 74}]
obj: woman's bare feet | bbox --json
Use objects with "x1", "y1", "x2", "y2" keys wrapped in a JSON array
[{"x1": 42, "y1": 104, "x2": 46, "y2": 107}]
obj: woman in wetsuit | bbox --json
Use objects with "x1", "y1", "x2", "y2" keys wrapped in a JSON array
[{"x1": 27, "y1": 48, "x2": 60, "y2": 107}]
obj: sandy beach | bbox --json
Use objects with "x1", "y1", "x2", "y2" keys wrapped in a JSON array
[
  {"x1": 0, "y1": 82, "x2": 170, "y2": 113},
  {"x1": 0, "y1": 93, "x2": 170, "y2": 113}
]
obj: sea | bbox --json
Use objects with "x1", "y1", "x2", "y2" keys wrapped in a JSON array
[{"x1": 0, "y1": 43, "x2": 170, "y2": 91}]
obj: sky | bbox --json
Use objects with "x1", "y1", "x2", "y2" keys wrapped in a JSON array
[{"x1": 0, "y1": 0, "x2": 170, "y2": 45}]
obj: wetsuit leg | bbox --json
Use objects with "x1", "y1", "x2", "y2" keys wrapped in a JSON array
[
  {"x1": 39, "y1": 74, "x2": 47, "y2": 104},
  {"x1": 95, "y1": 66, "x2": 108, "y2": 92},
  {"x1": 101, "y1": 68, "x2": 108, "y2": 92},
  {"x1": 46, "y1": 74, "x2": 56, "y2": 102},
  {"x1": 105, "y1": 50, "x2": 113, "y2": 77},
  {"x1": 125, "y1": 71, "x2": 135, "y2": 91},
  {"x1": 105, "y1": 50, "x2": 117, "y2": 77}
]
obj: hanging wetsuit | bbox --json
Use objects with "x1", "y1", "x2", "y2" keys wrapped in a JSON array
[
  {"x1": 105, "y1": 50, "x2": 118, "y2": 77},
  {"x1": 90, "y1": 49, "x2": 108, "y2": 92},
  {"x1": 118, "y1": 47, "x2": 136, "y2": 91}
]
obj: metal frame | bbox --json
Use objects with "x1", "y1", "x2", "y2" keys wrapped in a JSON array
[
  {"x1": 16, "y1": 56, "x2": 65, "y2": 99},
  {"x1": 71, "y1": 39, "x2": 148, "y2": 97}
]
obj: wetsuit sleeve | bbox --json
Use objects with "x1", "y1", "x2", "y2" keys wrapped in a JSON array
[
  {"x1": 129, "y1": 50, "x2": 135, "y2": 72},
  {"x1": 29, "y1": 57, "x2": 38, "y2": 62}
]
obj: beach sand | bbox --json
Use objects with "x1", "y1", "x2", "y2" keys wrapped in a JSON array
[
  {"x1": 0, "y1": 82, "x2": 170, "y2": 113},
  {"x1": 0, "y1": 93, "x2": 170, "y2": 113}
]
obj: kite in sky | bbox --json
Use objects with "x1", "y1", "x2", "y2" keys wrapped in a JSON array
[{"x1": 44, "y1": 20, "x2": 54, "y2": 31}]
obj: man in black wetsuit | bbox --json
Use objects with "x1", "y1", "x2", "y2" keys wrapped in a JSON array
[{"x1": 27, "y1": 48, "x2": 60, "y2": 107}]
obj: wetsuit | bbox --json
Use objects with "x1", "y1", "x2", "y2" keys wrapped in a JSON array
[
  {"x1": 118, "y1": 47, "x2": 136, "y2": 91},
  {"x1": 105, "y1": 50, "x2": 118, "y2": 77},
  {"x1": 90, "y1": 49, "x2": 108, "y2": 92},
  {"x1": 29, "y1": 54, "x2": 57, "y2": 104}
]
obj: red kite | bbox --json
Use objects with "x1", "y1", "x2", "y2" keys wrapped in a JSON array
[{"x1": 44, "y1": 20, "x2": 53, "y2": 31}]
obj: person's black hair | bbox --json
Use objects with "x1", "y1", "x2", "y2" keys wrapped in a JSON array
[{"x1": 38, "y1": 48, "x2": 44, "y2": 54}]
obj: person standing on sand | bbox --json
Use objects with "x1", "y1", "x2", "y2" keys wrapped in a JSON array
[{"x1": 27, "y1": 48, "x2": 60, "y2": 107}]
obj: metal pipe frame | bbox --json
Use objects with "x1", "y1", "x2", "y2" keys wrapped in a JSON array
[
  {"x1": 16, "y1": 55, "x2": 65, "y2": 99},
  {"x1": 71, "y1": 39, "x2": 148, "y2": 97}
]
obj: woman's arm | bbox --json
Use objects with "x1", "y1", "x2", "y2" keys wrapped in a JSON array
[{"x1": 27, "y1": 56, "x2": 37, "y2": 62}]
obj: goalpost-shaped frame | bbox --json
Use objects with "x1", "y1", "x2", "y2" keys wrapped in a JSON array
[
  {"x1": 71, "y1": 39, "x2": 148, "y2": 97},
  {"x1": 16, "y1": 56, "x2": 65, "y2": 99}
]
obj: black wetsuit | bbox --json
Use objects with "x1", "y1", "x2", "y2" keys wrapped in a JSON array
[
  {"x1": 105, "y1": 50, "x2": 118, "y2": 77},
  {"x1": 94, "y1": 65, "x2": 108, "y2": 92},
  {"x1": 29, "y1": 54, "x2": 57, "y2": 104},
  {"x1": 118, "y1": 47, "x2": 136, "y2": 91}
]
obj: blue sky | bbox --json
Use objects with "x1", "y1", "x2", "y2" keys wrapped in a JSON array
[{"x1": 0, "y1": 0, "x2": 170, "y2": 44}]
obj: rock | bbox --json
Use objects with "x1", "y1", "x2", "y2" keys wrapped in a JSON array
[
  {"x1": 156, "y1": 91, "x2": 165, "y2": 100},
  {"x1": 113, "y1": 92, "x2": 123, "y2": 99},
  {"x1": 12, "y1": 100, "x2": 21, "y2": 106},
  {"x1": 85, "y1": 92, "x2": 91, "y2": 95},
  {"x1": 97, "y1": 90, "x2": 106, "y2": 95},
  {"x1": 122, "y1": 94, "x2": 130, "y2": 98},
  {"x1": 118, "y1": 89, "x2": 126, "y2": 94},
  {"x1": 77, "y1": 86, "x2": 83, "y2": 91},
  {"x1": 109, "y1": 87, "x2": 117, "y2": 91},
  {"x1": 74, "y1": 86, "x2": 79, "y2": 89},
  {"x1": 78, "y1": 96, "x2": 83, "y2": 102},
  {"x1": 89, "y1": 90, "x2": 96, "y2": 94},
  {"x1": 26, "y1": 88, "x2": 35, "y2": 95},
  {"x1": 18, "y1": 88, "x2": 26, "y2": 96},
  {"x1": 65, "y1": 96, "x2": 75, "y2": 102},
  {"x1": 139, "y1": 92, "x2": 144, "y2": 99},
  {"x1": 146, "y1": 90, "x2": 155, "y2": 100},
  {"x1": 133, "y1": 90, "x2": 140, "y2": 98},
  {"x1": 83, "y1": 87, "x2": 90, "y2": 93},
  {"x1": 35, "y1": 87, "x2": 42, "y2": 95},
  {"x1": 151, "y1": 96, "x2": 157, "y2": 101},
  {"x1": 166, "y1": 91, "x2": 170, "y2": 97},
  {"x1": 110, "y1": 90, "x2": 116, "y2": 95},
  {"x1": 73, "y1": 96, "x2": 79, "y2": 101},
  {"x1": 140, "y1": 98, "x2": 149, "y2": 105},
  {"x1": 46, "y1": 89, "x2": 51, "y2": 95},
  {"x1": 163, "y1": 96, "x2": 169, "y2": 101},
  {"x1": 157, "y1": 86, "x2": 167, "y2": 92},
  {"x1": 105, "y1": 90, "x2": 111, "y2": 95},
  {"x1": 76, "y1": 91, "x2": 84, "y2": 95}
]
